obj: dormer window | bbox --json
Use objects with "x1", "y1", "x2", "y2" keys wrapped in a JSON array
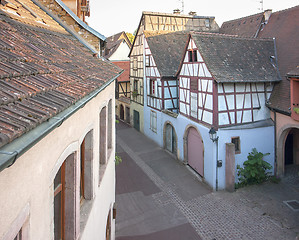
[
  {"x1": 205, "y1": 19, "x2": 210, "y2": 28},
  {"x1": 188, "y1": 50, "x2": 197, "y2": 62}
]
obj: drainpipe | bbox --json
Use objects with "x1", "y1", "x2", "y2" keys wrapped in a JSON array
[
  {"x1": 274, "y1": 110, "x2": 277, "y2": 175},
  {"x1": 216, "y1": 138, "x2": 219, "y2": 191}
]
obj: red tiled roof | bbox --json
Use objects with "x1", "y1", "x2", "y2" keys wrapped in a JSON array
[
  {"x1": 220, "y1": 12, "x2": 265, "y2": 37},
  {"x1": 0, "y1": 10, "x2": 122, "y2": 148},
  {"x1": 259, "y1": 6, "x2": 299, "y2": 113},
  {"x1": 112, "y1": 61, "x2": 129, "y2": 82}
]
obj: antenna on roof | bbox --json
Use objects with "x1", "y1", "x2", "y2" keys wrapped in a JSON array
[
  {"x1": 258, "y1": 0, "x2": 264, "y2": 11},
  {"x1": 179, "y1": 0, "x2": 184, "y2": 14}
]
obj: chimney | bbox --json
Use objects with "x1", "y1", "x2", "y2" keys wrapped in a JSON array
[
  {"x1": 189, "y1": 11, "x2": 196, "y2": 16},
  {"x1": 263, "y1": 9, "x2": 272, "y2": 22},
  {"x1": 173, "y1": 9, "x2": 181, "y2": 14}
]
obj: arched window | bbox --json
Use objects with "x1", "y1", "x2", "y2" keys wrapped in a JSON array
[
  {"x1": 100, "y1": 106, "x2": 107, "y2": 165},
  {"x1": 54, "y1": 153, "x2": 79, "y2": 240},
  {"x1": 80, "y1": 130, "x2": 94, "y2": 203}
]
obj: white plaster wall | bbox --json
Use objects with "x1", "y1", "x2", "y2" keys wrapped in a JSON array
[
  {"x1": 109, "y1": 41, "x2": 130, "y2": 61},
  {"x1": 0, "y1": 83, "x2": 116, "y2": 240},
  {"x1": 218, "y1": 125, "x2": 275, "y2": 189},
  {"x1": 143, "y1": 106, "x2": 275, "y2": 190}
]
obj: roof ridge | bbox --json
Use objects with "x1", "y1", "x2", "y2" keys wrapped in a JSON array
[
  {"x1": 270, "y1": 4, "x2": 299, "y2": 15},
  {"x1": 191, "y1": 31, "x2": 274, "y2": 41},
  {"x1": 222, "y1": 11, "x2": 265, "y2": 24}
]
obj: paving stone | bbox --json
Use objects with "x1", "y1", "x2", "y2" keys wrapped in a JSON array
[{"x1": 116, "y1": 122, "x2": 299, "y2": 240}]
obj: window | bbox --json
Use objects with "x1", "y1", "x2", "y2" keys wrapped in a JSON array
[
  {"x1": 145, "y1": 55, "x2": 150, "y2": 67},
  {"x1": 106, "y1": 211, "x2": 111, "y2": 240},
  {"x1": 133, "y1": 57, "x2": 137, "y2": 70},
  {"x1": 108, "y1": 99, "x2": 113, "y2": 150},
  {"x1": 100, "y1": 107, "x2": 107, "y2": 166},
  {"x1": 80, "y1": 130, "x2": 94, "y2": 203},
  {"x1": 3, "y1": 204, "x2": 30, "y2": 240},
  {"x1": 188, "y1": 50, "x2": 197, "y2": 62},
  {"x1": 149, "y1": 79, "x2": 155, "y2": 96},
  {"x1": 133, "y1": 80, "x2": 138, "y2": 91},
  {"x1": 231, "y1": 137, "x2": 241, "y2": 154},
  {"x1": 150, "y1": 110, "x2": 157, "y2": 133},
  {"x1": 205, "y1": 19, "x2": 210, "y2": 28},
  {"x1": 54, "y1": 153, "x2": 79, "y2": 240},
  {"x1": 54, "y1": 162, "x2": 65, "y2": 240}
]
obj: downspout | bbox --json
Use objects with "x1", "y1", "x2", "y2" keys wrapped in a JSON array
[
  {"x1": 0, "y1": 71, "x2": 123, "y2": 172},
  {"x1": 274, "y1": 109, "x2": 277, "y2": 175}
]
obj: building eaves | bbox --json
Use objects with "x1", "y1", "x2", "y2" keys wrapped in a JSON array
[
  {"x1": 0, "y1": 7, "x2": 123, "y2": 171},
  {"x1": 54, "y1": 0, "x2": 106, "y2": 41}
]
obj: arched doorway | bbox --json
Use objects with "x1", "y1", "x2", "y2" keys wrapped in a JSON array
[
  {"x1": 186, "y1": 127, "x2": 204, "y2": 177},
  {"x1": 163, "y1": 122, "x2": 177, "y2": 156},
  {"x1": 284, "y1": 128, "x2": 299, "y2": 174},
  {"x1": 120, "y1": 104, "x2": 124, "y2": 121},
  {"x1": 277, "y1": 126, "x2": 299, "y2": 176}
]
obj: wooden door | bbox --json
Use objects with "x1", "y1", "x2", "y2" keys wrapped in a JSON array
[
  {"x1": 125, "y1": 107, "x2": 130, "y2": 123},
  {"x1": 120, "y1": 104, "x2": 124, "y2": 120},
  {"x1": 187, "y1": 128, "x2": 204, "y2": 177},
  {"x1": 166, "y1": 124, "x2": 173, "y2": 153},
  {"x1": 133, "y1": 110, "x2": 140, "y2": 131}
]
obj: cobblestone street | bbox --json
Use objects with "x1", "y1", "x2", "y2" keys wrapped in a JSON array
[{"x1": 116, "y1": 121, "x2": 299, "y2": 240}]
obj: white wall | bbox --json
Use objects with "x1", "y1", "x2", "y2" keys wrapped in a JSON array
[
  {"x1": 109, "y1": 41, "x2": 130, "y2": 61},
  {"x1": 0, "y1": 83, "x2": 116, "y2": 240}
]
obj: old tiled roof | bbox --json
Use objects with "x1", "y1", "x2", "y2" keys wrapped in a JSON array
[
  {"x1": 220, "y1": 12, "x2": 265, "y2": 37},
  {"x1": 0, "y1": 0, "x2": 66, "y2": 33},
  {"x1": 259, "y1": 6, "x2": 299, "y2": 114},
  {"x1": 104, "y1": 39, "x2": 123, "y2": 59},
  {"x1": 287, "y1": 66, "x2": 299, "y2": 78},
  {"x1": 112, "y1": 61, "x2": 129, "y2": 82},
  {"x1": 191, "y1": 32, "x2": 281, "y2": 83},
  {"x1": 104, "y1": 31, "x2": 131, "y2": 59},
  {"x1": 145, "y1": 31, "x2": 189, "y2": 77},
  {"x1": 0, "y1": 8, "x2": 121, "y2": 148}
]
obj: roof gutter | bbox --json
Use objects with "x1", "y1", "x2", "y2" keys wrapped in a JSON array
[
  {"x1": 0, "y1": 71, "x2": 123, "y2": 172},
  {"x1": 31, "y1": 0, "x2": 98, "y2": 54}
]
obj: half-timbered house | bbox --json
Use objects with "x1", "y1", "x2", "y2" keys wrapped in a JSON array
[
  {"x1": 143, "y1": 31, "x2": 281, "y2": 189},
  {"x1": 221, "y1": 6, "x2": 299, "y2": 178},
  {"x1": 0, "y1": 0, "x2": 122, "y2": 239},
  {"x1": 104, "y1": 32, "x2": 132, "y2": 123},
  {"x1": 129, "y1": 11, "x2": 219, "y2": 132}
]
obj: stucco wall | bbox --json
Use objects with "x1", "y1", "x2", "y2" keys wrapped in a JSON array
[
  {"x1": 0, "y1": 83, "x2": 116, "y2": 239},
  {"x1": 109, "y1": 42, "x2": 130, "y2": 61},
  {"x1": 143, "y1": 106, "x2": 275, "y2": 190}
]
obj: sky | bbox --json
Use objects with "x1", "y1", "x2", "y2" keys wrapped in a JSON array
[{"x1": 86, "y1": 0, "x2": 298, "y2": 37}]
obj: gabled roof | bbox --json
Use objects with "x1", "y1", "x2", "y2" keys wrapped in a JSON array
[
  {"x1": 104, "y1": 31, "x2": 131, "y2": 59},
  {"x1": 129, "y1": 11, "x2": 219, "y2": 57},
  {"x1": 220, "y1": 12, "x2": 267, "y2": 37},
  {"x1": 258, "y1": 6, "x2": 299, "y2": 114},
  {"x1": 106, "y1": 31, "x2": 132, "y2": 48},
  {"x1": 112, "y1": 61, "x2": 130, "y2": 82},
  {"x1": 0, "y1": 5, "x2": 122, "y2": 151},
  {"x1": 191, "y1": 32, "x2": 281, "y2": 83},
  {"x1": 145, "y1": 31, "x2": 189, "y2": 77}
]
